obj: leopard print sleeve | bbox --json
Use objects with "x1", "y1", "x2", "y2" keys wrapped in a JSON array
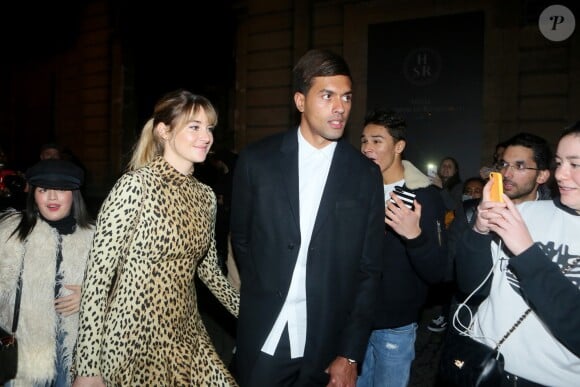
[
  {"x1": 198, "y1": 233, "x2": 240, "y2": 318},
  {"x1": 74, "y1": 171, "x2": 144, "y2": 376},
  {"x1": 196, "y1": 186, "x2": 240, "y2": 318}
]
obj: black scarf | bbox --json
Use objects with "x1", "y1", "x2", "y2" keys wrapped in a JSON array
[{"x1": 41, "y1": 212, "x2": 76, "y2": 235}]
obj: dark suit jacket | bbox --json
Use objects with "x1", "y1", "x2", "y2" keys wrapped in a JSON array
[{"x1": 230, "y1": 129, "x2": 385, "y2": 386}]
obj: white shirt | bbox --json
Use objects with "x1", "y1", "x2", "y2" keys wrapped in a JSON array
[
  {"x1": 261, "y1": 128, "x2": 336, "y2": 358},
  {"x1": 384, "y1": 179, "x2": 405, "y2": 202}
]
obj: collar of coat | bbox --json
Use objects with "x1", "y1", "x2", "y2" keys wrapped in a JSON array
[{"x1": 402, "y1": 160, "x2": 432, "y2": 191}]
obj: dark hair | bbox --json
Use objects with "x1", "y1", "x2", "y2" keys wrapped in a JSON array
[
  {"x1": 292, "y1": 49, "x2": 352, "y2": 95},
  {"x1": 493, "y1": 140, "x2": 508, "y2": 164},
  {"x1": 438, "y1": 156, "x2": 461, "y2": 190},
  {"x1": 0, "y1": 186, "x2": 94, "y2": 241},
  {"x1": 40, "y1": 142, "x2": 61, "y2": 152},
  {"x1": 559, "y1": 120, "x2": 580, "y2": 140},
  {"x1": 502, "y1": 132, "x2": 552, "y2": 170},
  {"x1": 462, "y1": 176, "x2": 485, "y2": 192},
  {"x1": 363, "y1": 108, "x2": 407, "y2": 142}
]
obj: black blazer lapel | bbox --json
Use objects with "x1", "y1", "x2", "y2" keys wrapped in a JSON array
[
  {"x1": 279, "y1": 129, "x2": 300, "y2": 232},
  {"x1": 278, "y1": 129, "x2": 301, "y2": 291},
  {"x1": 311, "y1": 138, "x2": 351, "y2": 239}
]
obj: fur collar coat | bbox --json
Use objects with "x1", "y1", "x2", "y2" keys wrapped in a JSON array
[{"x1": 0, "y1": 214, "x2": 94, "y2": 386}]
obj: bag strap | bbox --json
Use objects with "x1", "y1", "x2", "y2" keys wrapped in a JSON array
[
  {"x1": 495, "y1": 255, "x2": 580, "y2": 350},
  {"x1": 11, "y1": 265, "x2": 23, "y2": 334}
]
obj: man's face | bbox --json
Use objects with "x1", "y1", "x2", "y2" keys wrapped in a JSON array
[
  {"x1": 499, "y1": 145, "x2": 546, "y2": 203},
  {"x1": 295, "y1": 75, "x2": 352, "y2": 149},
  {"x1": 463, "y1": 180, "x2": 483, "y2": 200},
  {"x1": 361, "y1": 124, "x2": 401, "y2": 180}
]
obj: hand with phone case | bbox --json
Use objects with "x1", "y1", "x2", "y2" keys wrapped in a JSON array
[
  {"x1": 389, "y1": 186, "x2": 416, "y2": 210},
  {"x1": 385, "y1": 187, "x2": 421, "y2": 239},
  {"x1": 489, "y1": 172, "x2": 504, "y2": 202},
  {"x1": 472, "y1": 174, "x2": 508, "y2": 234},
  {"x1": 473, "y1": 175, "x2": 534, "y2": 253}
]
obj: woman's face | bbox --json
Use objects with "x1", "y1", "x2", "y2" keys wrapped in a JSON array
[
  {"x1": 554, "y1": 134, "x2": 580, "y2": 213},
  {"x1": 162, "y1": 107, "x2": 214, "y2": 175},
  {"x1": 34, "y1": 187, "x2": 74, "y2": 221},
  {"x1": 439, "y1": 159, "x2": 457, "y2": 178}
]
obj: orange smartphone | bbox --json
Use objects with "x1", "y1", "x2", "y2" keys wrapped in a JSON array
[{"x1": 489, "y1": 172, "x2": 503, "y2": 202}]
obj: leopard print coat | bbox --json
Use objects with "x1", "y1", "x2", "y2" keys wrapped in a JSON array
[{"x1": 74, "y1": 157, "x2": 240, "y2": 386}]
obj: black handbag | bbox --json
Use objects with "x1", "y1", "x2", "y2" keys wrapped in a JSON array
[
  {"x1": 0, "y1": 268, "x2": 23, "y2": 384},
  {"x1": 439, "y1": 306, "x2": 533, "y2": 387},
  {"x1": 438, "y1": 329, "x2": 506, "y2": 387}
]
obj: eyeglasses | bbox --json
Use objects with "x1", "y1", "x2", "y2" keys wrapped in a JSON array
[{"x1": 495, "y1": 161, "x2": 540, "y2": 173}]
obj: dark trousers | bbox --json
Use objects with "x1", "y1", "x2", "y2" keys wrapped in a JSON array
[{"x1": 245, "y1": 328, "x2": 305, "y2": 387}]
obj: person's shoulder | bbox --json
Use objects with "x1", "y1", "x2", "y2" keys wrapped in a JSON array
[
  {"x1": 414, "y1": 185, "x2": 447, "y2": 210},
  {"x1": 337, "y1": 139, "x2": 376, "y2": 166},
  {"x1": 244, "y1": 130, "x2": 288, "y2": 152},
  {"x1": 115, "y1": 169, "x2": 145, "y2": 187},
  {"x1": 415, "y1": 184, "x2": 443, "y2": 197},
  {"x1": 0, "y1": 209, "x2": 21, "y2": 228},
  {"x1": 518, "y1": 199, "x2": 560, "y2": 220},
  {"x1": 236, "y1": 131, "x2": 289, "y2": 165}
]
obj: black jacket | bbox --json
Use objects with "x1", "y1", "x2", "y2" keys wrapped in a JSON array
[
  {"x1": 373, "y1": 160, "x2": 448, "y2": 329},
  {"x1": 230, "y1": 130, "x2": 385, "y2": 385}
]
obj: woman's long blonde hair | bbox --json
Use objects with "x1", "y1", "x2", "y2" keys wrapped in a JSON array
[{"x1": 127, "y1": 90, "x2": 218, "y2": 171}]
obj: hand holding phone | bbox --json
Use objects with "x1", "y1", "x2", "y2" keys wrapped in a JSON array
[
  {"x1": 489, "y1": 172, "x2": 503, "y2": 202},
  {"x1": 390, "y1": 186, "x2": 416, "y2": 210}
]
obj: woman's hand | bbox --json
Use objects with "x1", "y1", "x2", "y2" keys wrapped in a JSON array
[
  {"x1": 72, "y1": 375, "x2": 106, "y2": 387},
  {"x1": 55, "y1": 284, "x2": 81, "y2": 316},
  {"x1": 473, "y1": 179, "x2": 507, "y2": 234},
  {"x1": 474, "y1": 179, "x2": 534, "y2": 255},
  {"x1": 486, "y1": 195, "x2": 534, "y2": 255}
]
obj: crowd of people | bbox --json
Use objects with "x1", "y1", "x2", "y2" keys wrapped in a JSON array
[{"x1": 1, "y1": 49, "x2": 578, "y2": 387}]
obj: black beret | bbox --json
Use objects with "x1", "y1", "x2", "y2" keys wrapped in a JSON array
[{"x1": 26, "y1": 159, "x2": 84, "y2": 190}]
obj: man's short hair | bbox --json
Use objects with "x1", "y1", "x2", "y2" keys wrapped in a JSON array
[
  {"x1": 502, "y1": 132, "x2": 552, "y2": 170},
  {"x1": 292, "y1": 49, "x2": 352, "y2": 95},
  {"x1": 363, "y1": 108, "x2": 407, "y2": 142}
]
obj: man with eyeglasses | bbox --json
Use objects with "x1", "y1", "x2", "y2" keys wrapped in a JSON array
[
  {"x1": 453, "y1": 132, "x2": 552, "y2": 233},
  {"x1": 494, "y1": 132, "x2": 553, "y2": 203}
]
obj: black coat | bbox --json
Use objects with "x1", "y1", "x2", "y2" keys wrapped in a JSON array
[{"x1": 230, "y1": 129, "x2": 385, "y2": 386}]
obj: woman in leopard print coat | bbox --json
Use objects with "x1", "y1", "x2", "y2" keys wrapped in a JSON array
[{"x1": 73, "y1": 90, "x2": 240, "y2": 386}]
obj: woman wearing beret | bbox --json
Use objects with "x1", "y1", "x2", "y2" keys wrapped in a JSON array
[
  {"x1": 72, "y1": 90, "x2": 239, "y2": 386},
  {"x1": 0, "y1": 159, "x2": 95, "y2": 386}
]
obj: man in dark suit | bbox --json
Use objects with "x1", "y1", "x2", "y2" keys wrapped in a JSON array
[{"x1": 230, "y1": 49, "x2": 385, "y2": 386}]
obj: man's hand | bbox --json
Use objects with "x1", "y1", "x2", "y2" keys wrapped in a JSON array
[
  {"x1": 325, "y1": 356, "x2": 357, "y2": 387},
  {"x1": 385, "y1": 193, "x2": 421, "y2": 239}
]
